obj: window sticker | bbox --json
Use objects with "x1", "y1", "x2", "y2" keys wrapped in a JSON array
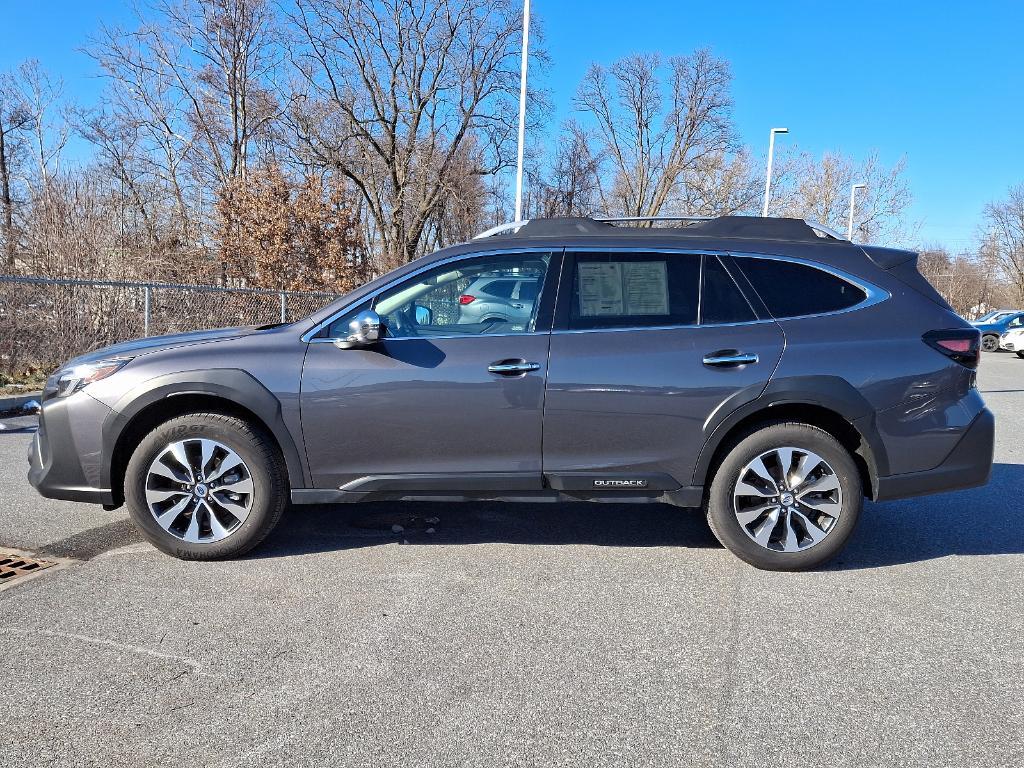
[{"x1": 577, "y1": 261, "x2": 669, "y2": 316}]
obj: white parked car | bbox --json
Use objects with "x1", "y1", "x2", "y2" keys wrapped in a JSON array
[{"x1": 999, "y1": 327, "x2": 1024, "y2": 358}]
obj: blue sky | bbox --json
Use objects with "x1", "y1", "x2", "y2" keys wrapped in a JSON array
[{"x1": 2, "y1": 0, "x2": 1022, "y2": 248}]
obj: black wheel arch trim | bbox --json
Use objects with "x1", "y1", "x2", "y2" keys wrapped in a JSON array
[
  {"x1": 100, "y1": 368, "x2": 307, "y2": 494},
  {"x1": 691, "y1": 374, "x2": 889, "y2": 490}
]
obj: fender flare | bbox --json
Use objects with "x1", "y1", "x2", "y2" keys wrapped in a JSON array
[
  {"x1": 100, "y1": 368, "x2": 307, "y2": 492},
  {"x1": 691, "y1": 375, "x2": 889, "y2": 487}
]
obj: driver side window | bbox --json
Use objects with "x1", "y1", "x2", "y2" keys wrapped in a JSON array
[{"x1": 321, "y1": 252, "x2": 552, "y2": 340}]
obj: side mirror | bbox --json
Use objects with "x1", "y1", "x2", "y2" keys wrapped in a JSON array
[{"x1": 333, "y1": 309, "x2": 382, "y2": 349}]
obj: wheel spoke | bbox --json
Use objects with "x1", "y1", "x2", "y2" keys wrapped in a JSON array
[
  {"x1": 215, "y1": 476, "x2": 254, "y2": 496},
  {"x1": 747, "y1": 456, "x2": 779, "y2": 493},
  {"x1": 203, "y1": 501, "x2": 232, "y2": 539},
  {"x1": 155, "y1": 496, "x2": 192, "y2": 531},
  {"x1": 736, "y1": 502, "x2": 778, "y2": 526},
  {"x1": 782, "y1": 509, "x2": 801, "y2": 552},
  {"x1": 752, "y1": 507, "x2": 781, "y2": 547},
  {"x1": 210, "y1": 493, "x2": 251, "y2": 524},
  {"x1": 149, "y1": 459, "x2": 190, "y2": 484},
  {"x1": 167, "y1": 442, "x2": 195, "y2": 482},
  {"x1": 146, "y1": 488, "x2": 188, "y2": 505},
  {"x1": 198, "y1": 439, "x2": 217, "y2": 480},
  {"x1": 735, "y1": 479, "x2": 775, "y2": 499},
  {"x1": 791, "y1": 507, "x2": 830, "y2": 543},
  {"x1": 796, "y1": 472, "x2": 840, "y2": 497},
  {"x1": 206, "y1": 448, "x2": 245, "y2": 484},
  {"x1": 776, "y1": 448, "x2": 796, "y2": 486},
  {"x1": 799, "y1": 495, "x2": 842, "y2": 519},
  {"x1": 183, "y1": 507, "x2": 203, "y2": 543},
  {"x1": 788, "y1": 452, "x2": 820, "y2": 490}
]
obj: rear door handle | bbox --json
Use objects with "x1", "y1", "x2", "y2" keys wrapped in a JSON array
[
  {"x1": 488, "y1": 359, "x2": 541, "y2": 376},
  {"x1": 702, "y1": 350, "x2": 759, "y2": 367}
]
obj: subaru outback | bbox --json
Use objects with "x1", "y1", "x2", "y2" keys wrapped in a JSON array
[{"x1": 28, "y1": 216, "x2": 994, "y2": 570}]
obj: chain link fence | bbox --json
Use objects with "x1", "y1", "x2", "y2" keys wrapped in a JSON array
[{"x1": 0, "y1": 275, "x2": 340, "y2": 378}]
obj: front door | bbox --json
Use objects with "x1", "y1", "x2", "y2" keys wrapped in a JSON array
[
  {"x1": 300, "y1": 250, "x2": 557, "y2": 491},
  {"x1": 542, "y1": 250, "x2": 785, "y2": 491}
]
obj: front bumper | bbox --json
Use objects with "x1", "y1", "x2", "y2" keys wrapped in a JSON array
[
  {"x1": 27, "y1": 392, "x2": 116, "y2": 505},
  {"x1": 874, "y1": 407, "x2": 995, "y2": 501},
  {"x1": 999, "y1": 335, "x2": 1020, "y2": 351}
]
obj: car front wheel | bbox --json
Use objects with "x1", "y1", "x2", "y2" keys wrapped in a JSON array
[
  {"x1": 124, "y1": 412, "x2": 288, "y2": 560},
  {"x1": 706, "y1": 422, "x2": 862, "y2": 571}
]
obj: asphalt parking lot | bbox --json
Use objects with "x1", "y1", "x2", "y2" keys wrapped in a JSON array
[{"x1": 2, "y1": 355, "x2": 1023, "y2": 767}]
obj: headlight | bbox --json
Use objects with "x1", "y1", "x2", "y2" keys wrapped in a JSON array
[{"x1": 54, "y1": 357, "x2": 133, "y2": 398}]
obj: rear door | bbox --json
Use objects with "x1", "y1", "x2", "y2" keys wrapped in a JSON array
[{"x1": 542, "y1": 250, "x2": 785, "y2": 492}]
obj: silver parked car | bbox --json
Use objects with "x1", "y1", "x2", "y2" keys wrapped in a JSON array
[{"x1": 457, "y1": 272, "x2": 541, "y2": 327}]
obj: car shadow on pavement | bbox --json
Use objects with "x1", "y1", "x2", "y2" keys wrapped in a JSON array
[
  {"x1": 257, "y1": 463, "x2": 1024, "y2": 569},
  {"x1": 830, "y1": 462, "x2": 1024, "y2": 570},
  {"x1": 256, "y1": 500, "x2": 721, "y2": 558}
]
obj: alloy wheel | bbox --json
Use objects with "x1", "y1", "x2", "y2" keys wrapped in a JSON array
[
  {"x1": 732, "y1": 447, "x2": 843, "y2": 553},
  {"x1": 982, "y1": 335, "x2": 999, "y2": 352},
  {"x1": 144, "y1": 438, "x2": 255, "y2": 543}
]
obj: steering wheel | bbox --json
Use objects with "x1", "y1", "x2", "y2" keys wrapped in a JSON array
[{"x1": 386, "y1": 307, "x2": 418, "y2": 338}]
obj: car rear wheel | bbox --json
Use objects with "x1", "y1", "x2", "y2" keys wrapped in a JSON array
[
  {"x1": 706, "y1": 422, "x2": 862, "y2": 571},
  {"x1": 124, "y1": 413, "x2": 288, "y2": 560},
  {"x1": 982, "y1": 334, "x2": 1000, "y2": 352},
  {"x1": 1016, "y1": 351, "x2": 1024, "y2": 359}
]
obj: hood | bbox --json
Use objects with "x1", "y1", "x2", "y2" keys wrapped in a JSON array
[{"x1": 62, "y1": 326, "x2": 264, "y2": 368}]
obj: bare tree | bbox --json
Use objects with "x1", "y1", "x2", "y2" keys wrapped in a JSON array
[
  {"x1": 526, "y1": 120, "x2": 602, "y2": 218},
  {"x1": 771, "y1": 149, "x2": 912, "y2": 242},
  {"x1": 983, "y1": 183, "x2": 1024, "y2": 304},
  {"x1": 0, "y1": 72, "x2": 32, "y2": 268},
  {"x1": 15, "y1": 60, "x2": 70, "y2": 189},
  {"x1": 574, "y1": 49, "x2": 735, "y2": 218},
  {"x1": 288, "y1": 0, "x2": 525, "y2": 269}
]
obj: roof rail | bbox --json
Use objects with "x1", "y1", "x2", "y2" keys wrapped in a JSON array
[
  {"x1": 472, "y1": 215, "x2": 851, "y2": 242},
  {"x1": 592, "y1": 215, "x2": 713, "y2": 226},
  {"x1": 473, "y1": 220, "x2": 530, "y2": 239}
]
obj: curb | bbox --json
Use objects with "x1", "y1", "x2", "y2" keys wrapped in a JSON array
[{"x1": 0, "y1": 390, "x2": 42, "y2": 416}]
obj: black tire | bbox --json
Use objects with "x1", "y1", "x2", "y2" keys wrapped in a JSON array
[
  {"x1": 124, "y1": 412, "x2": 288, "y2": 560},
  {"x1": 706, "y1": 422, "x2": 863, "y2": 571},
  {"x1": 981, "y1": 334, "x2": 1000, "y2": 352},
  {"x1": 1016, "y1": 351, "x2": 1024, "y2": 359}
]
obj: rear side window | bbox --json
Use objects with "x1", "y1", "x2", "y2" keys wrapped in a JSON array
[
  {"x1": 480, "y1": 280, "x2": 515, "y2": 299},
  {"x1": 737, "y1": 258, "x2": 866, "y2": 318},
  {"x1": 569, "y1": 252, "x2": 699, "y2": 330},
  {"x1": 517, "y1": 280, "x2": 538, "y2": 302},
  {"x1": 701, "y1": 256, "x2": 756, "y2": 324}
]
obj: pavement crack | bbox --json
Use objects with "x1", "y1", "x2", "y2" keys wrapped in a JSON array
[{"x1": 0, "y1": 627, "x2": 224, "y2": 679}]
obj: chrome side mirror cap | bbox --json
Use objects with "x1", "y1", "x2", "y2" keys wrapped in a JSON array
[{"x1": 333, "y1": 309, "x2": 382, "y2": 349}]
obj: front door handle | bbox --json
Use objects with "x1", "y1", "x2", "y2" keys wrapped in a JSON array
[
  {"x1": 488, "y1": 359, "x2": 541, "y2": 376},
  {"x1": 702, "y1": 350, "x2": 759, "y2": 367}
]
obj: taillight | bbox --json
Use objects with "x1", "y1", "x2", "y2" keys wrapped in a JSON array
[
  {"x1": 923, "y1": 329, "x2": 980, "y2": 368},
  {"x1": 458, "y1": 295, "x2": 476, "y2": 305}
]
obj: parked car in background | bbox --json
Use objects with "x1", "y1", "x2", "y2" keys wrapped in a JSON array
[
  {"x1": 28, "y1": 215, "x2": 994, "y2": 571},
  {"x1": 999, "y1": 327, "x2": 1024, "y2": 358},
  {"x1": 456, "y1": 272, "x2": 542, "y2": 328},
  {"x1": 973, "y1": 311, "x2": 1024, "y2": 352},
  {"x1": 973, "y1": 309, "x2": 1019, "y2": 323}
]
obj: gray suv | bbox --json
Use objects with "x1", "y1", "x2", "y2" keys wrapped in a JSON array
[
  {"x1": 456, "y1": 272, "x2": 541, "y2": 328},
  {"x1": 28, "y1": 216, "x2": 994, "y2": 570}
]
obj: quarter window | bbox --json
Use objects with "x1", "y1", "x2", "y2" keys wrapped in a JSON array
[
  {"x1": 568, "y1": 252, "x2": 700, "y2": 330},
  {"x1": 737, "y1": 257, "x2": 867, "y2": 318}
]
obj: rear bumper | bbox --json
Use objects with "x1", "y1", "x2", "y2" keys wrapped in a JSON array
[
  {"x1": 27, "y1": 393, "x2": 115, "y2": 506},
  {"x1": 874, "y1": 407, "x2": 994, "y2": 501}
]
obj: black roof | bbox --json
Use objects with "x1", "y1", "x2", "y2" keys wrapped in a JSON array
[{"x1": 485, "y1": 216, "x2": 843, "y2": 244}]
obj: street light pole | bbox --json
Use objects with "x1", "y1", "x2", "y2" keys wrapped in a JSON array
[
  {"x1": 848, "y1": 183, "x2": 867, "y2": 240},
  {"x1": 513, "y1": 0, "x2": 531, "y2": 223},
  {"x1": 762, "y1": 127, "x2": 788, "y2": 217}
]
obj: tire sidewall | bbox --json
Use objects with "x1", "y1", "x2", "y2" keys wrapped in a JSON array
[
  {"x1": 125, "y1": 415, "x2": 284, "y2": 559},
  {"x1": 707, "y1": 423, "x2": 863, "y2": 571}
]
